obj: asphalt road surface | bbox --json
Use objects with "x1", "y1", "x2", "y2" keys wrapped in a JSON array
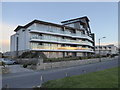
[{"x1": 2, "y1": 57, "x2": 119, "y2": 88}]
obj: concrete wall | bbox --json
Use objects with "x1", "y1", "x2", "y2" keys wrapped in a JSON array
[
  {"x1": 16, "y1": 58, "x2": 39, "y2": 64},
  {"x1": 17, "y1": 29, "x2": 30, "y2": 51},
  {"x1": 36, "y1": 57, "x2": 115, "y2": 70},
  {"x1": 10, "y1": 34, "x2": 17, "y2": 51},
  {"x1": 10, "y1": 28, "x2": 30, "y2": 52}
]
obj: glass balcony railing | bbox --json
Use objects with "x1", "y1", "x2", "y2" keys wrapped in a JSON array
[
  {"x1": 30, "y1": 37, "x2": 93, "y2": 46},
  {"x1": 30, "y1": 29, "x2": 93, "y2": 41},
  {"x1": 30, "y1": 45, "x2": 94, "y2": 51}
]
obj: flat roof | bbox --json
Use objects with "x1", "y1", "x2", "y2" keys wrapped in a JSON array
[
  {"x1": 61, "y1": 16, "x2": 90, "y2": 23},
  {"x1": 14, "y1": 19, "x2": 84, "y2": 32}
]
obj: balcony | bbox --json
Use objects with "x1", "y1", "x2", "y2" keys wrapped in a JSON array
[
  {"x1": 30, "y1": 45, "x2": 94, "y2": 52},
  {"x1": 30, "y1": 29, "x2": 93, "y2": 42},
  {"x1": 30, "y1": 37, "x2": 93, "y2": 47}
]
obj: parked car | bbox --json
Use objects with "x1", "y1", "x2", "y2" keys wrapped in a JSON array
[{"x1": 0, "y1": 58, "x2": 17, "y2": 65}]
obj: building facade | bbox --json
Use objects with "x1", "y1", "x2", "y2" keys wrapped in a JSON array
[
  {"x1": 10, "y1": 16, "x2": 95, "y2": 58},
  {"x1": 0, "y1": 52, "x2": 2, "y2": 58},
  {"x1": 95, "y1": 44, "x2": 118, "y2": 55}
]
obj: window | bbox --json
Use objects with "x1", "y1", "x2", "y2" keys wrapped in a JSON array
[
  {"x1": 81, "y1": 31, "x2": 85, "y2": 35},
  {"x1": 22, "y1": 30, "x2": 25, "y2": 32},
  {"x1": 104, "y1": 47, "x2": 106, "y2": 49},
  {"x1": 39, "y1": 34, "x2": 42, "y2": 36},
  {"x1": 28, "y1": 29, "x2": 31, "y2": 31},
  {"x1": 82, "y1": 39, "x2": 85, "y2": 41},
  {"x1": 39, "y1": 43, "x2": 43, "y2": 45}
]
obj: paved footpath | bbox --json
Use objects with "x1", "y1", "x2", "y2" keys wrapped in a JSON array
[
  {"x1": 7, "y1": 65, "x2": 33, "y2": 73},
  {"x1": 2, "y1": 57, "x2": 119, "y2": 88}
]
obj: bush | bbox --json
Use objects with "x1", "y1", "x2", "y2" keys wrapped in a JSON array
[
  {"x1": 18, "y1": 51, "x2": 39, "y2": 58},
  {"x1": 101, "y1": 55, "x2": 106, "y2": 58},
  {"x1": 23, "y1": 64, "x2": 28, "y2": 68},
  {"x1": 110, "y1": 54, "x2": 115, "y2": 58},
  {"x1": 0, "y1": 61, "x2": 6, "y2": 67},
  {"x1": 44, "y1": 55, "x2": 110, "y2": 63},
  {"x1": 81, "y1": 57, "x2": 88, "y2": 60},
  {"x1": 44, "y1": 56, "x2": 85, "y2": 63},
  {"x1": 0, "y1": 61, "x2": 2, "y2": 66}
]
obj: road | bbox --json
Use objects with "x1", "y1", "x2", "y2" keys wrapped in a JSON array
[{"x1": 2, "y1": 58, "x2": 119, "y2": 88}]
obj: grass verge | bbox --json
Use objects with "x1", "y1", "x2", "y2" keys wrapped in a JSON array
[{"x1": 42, "y1": 67, "x2": 119, "y2": 88}]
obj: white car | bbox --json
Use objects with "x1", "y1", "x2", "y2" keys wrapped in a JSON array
[{"x1": 0, "y1": 58, "x2": 16, "y2": 65}]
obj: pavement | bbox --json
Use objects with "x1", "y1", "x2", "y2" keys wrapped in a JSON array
[
  {"x1": 2, "y1": 57, "x2": 119, "y2": 88},
  {"x1": 7, "y1": 65, "x2": 33, "y2": 73}
]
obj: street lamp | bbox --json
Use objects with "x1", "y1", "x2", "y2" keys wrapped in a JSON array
[{"x1": 99, "y1": 37, "x2": 106, "y2": 62}]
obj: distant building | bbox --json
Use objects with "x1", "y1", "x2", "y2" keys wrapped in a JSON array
[
  {"x1": 95, "y1": 44, "x2": 118, "y2": 55},
  {"x1": 10, "y1": 16, "x2": 95, "y2": 58}
]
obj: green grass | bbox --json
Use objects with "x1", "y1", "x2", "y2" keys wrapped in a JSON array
[{"x1": 42, "y1": 67, "x2": 119, "y2": 88}]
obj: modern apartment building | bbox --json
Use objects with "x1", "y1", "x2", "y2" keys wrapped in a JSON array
[
  {"x1": 95, "y1": 44, "x2": 118, "y2": 55},
  {"x1": 10, "y1": 16, "x2": 95, "y2": 58},
  {"x1": 0, "y1": 52, "x2": 2, "y2": 58}
]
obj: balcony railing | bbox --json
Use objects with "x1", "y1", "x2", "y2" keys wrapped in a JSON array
[
  {"x1": 30, "y1": 37, "x2": 93, "y2": 46},
  {"x1": 30, "y1": 29, "x2": 93, "y2": 41},
  {"x1": 30, "y1": 45, "x2": 93, "y2": 51}
]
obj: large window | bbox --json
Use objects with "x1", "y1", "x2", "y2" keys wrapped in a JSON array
[
  {"x1": 30, "y1": 42, "x2": 62, "y2": 50},
  {"x1": 30, "y1": 42, "x2": 93, "y2": 51},
  {"x1": 35, "y1": 23, "x2": 63, "y2": 33},
  {"x1": 30, "y1": 33, "x2": 42, "y2": 39}
]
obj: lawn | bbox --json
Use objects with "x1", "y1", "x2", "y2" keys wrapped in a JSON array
[{"x1": 41, "y1": 67, "x2": 118, "y2": 88}]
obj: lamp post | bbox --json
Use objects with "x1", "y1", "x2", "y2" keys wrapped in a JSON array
[{"x1": 99, "y1": 37, "x2": 106, "y2": 62}]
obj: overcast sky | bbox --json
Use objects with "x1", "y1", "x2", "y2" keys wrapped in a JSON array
[{"x1": 1, "y1": 2, "x2": 118, "y2": 52}]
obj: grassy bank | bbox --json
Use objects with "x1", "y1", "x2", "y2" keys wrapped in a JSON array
[{"x1": 42, "y1": 67, "x2": 118, "y2": 88}]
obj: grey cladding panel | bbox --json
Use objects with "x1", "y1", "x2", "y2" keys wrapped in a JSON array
[{"x1": 74, "y1": 22, "x2": 81, "y2": 29}]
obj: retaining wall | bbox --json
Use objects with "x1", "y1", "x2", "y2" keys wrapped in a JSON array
[{"x1": 36, "y1": 57, "x2": 117, "y2": 70}]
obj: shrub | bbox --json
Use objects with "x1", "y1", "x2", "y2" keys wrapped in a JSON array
[
  {"x1": 110, "y1": 54, "x2": 115, "y2": 58},
  {"x1": 81, "y1": 57, "x2": 88, "y2": 60},
  {"x1": 44, "y1": 55, "x2": 105, "y2": 63},
  {"x1": 0, "y1": 61, "x2": 2, "y2": 66},
  {"x1": 44, "y1": 56, "x2": 84, "y2": 63},
  {"x1": 1, "y1": 61, "x2": 6, "y2": 67},
  {"x1": 18, "y1": 51, "x2": 40, "y2": 58},
  {"x1": 23, "y1": 64, "x2": 28, "y2": 68},
  {"x1": 101, "y1": 55, "x2": 107, "y2": 58}
]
